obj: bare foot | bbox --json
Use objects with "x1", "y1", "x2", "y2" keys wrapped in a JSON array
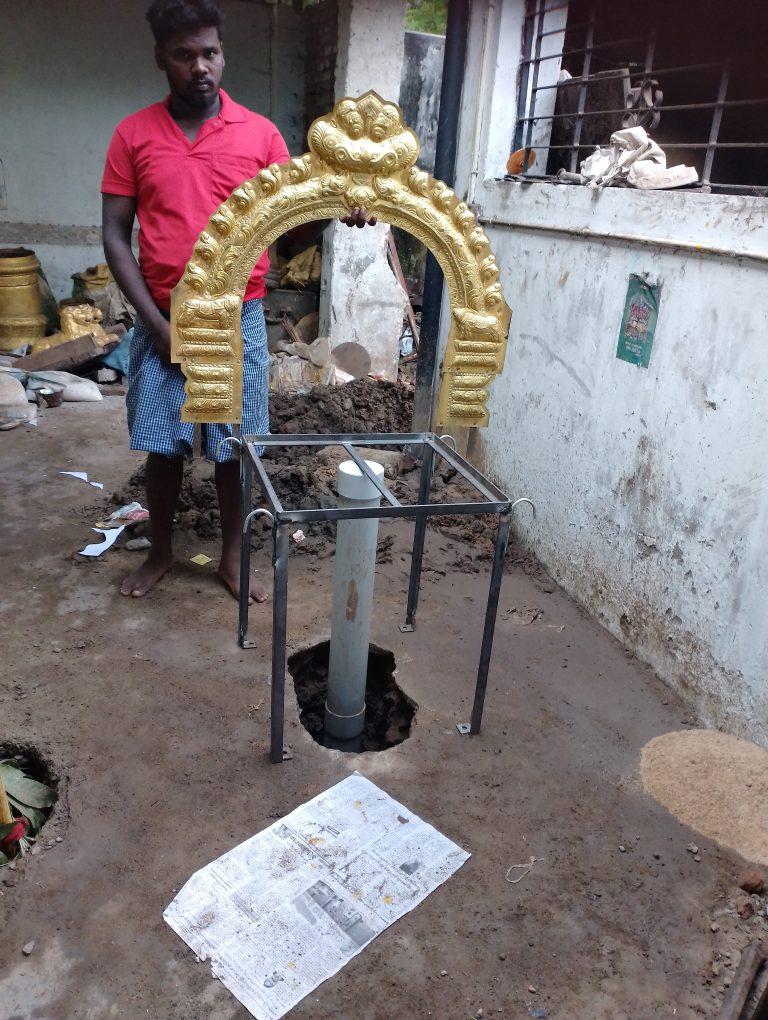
[
  {"x1": 120, "y1": 551, "x2": 173, "y2": 597},
  {"x1": 217, "y1": 558, "x2": 269, "y2": 604}
]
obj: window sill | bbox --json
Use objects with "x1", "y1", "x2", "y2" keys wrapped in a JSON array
[{"x1": 471, "y1": 178, "x2": 768, "y2": 264}]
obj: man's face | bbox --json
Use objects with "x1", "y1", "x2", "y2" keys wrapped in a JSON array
[{"x1": 156, "y1": 26, "x2": 224, "y2": 108}]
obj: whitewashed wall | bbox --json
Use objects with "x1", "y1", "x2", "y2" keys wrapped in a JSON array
[
  {"x1": 449, "y1": 0, "x2": 768, "y2": 742},
  {"x1": 399, "y1": 30, "x2": 445, "y2": 174},
  {"x1": 318, "y1": 0, "x2": 408, "y2": 380},
  {"x1": 0, "y1": 0, "x2": 304, "y2": 298}
]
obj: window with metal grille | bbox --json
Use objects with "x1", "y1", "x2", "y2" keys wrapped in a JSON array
[{"x1": 512, "y1": 0, "x2": 768, "y2": 194}]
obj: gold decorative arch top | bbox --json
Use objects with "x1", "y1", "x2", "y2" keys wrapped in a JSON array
[{"x1": 171, "y1": 91, "x2": 511, "y2": 427}]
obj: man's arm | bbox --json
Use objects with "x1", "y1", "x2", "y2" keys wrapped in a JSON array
[{"x1": 102, "y1": 194, "x2": 172, "y2": 362}]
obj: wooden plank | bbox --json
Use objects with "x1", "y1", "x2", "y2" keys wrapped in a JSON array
[
  {"x1": 13, "y1": 334, "x2": 116, "y2": 373},
  {"x1": 718, "y1": 943, "x2": 766, "y2": 1020},
  {"x1": 386, "y1": 231, "x2": 420, "y2": 350},
  {"x1": 749, "y1": 964, "x2": 768, "y2": 1020}
]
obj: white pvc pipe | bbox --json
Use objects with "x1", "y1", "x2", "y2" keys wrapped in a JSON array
[{"x1": 324, "y1": 459, "x2": 384, "y2": 743}]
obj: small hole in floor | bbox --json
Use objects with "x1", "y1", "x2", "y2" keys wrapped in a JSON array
[
  {"x1": 0, "y1": 743, "x2": 59, "y2": 860},
  {"x1": 289, "y1": 640, "x2": 417, "y2": 753}
]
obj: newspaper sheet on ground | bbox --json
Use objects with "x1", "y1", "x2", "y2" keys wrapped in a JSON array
[{"x1": 164, "y1": 773, "x2": 470, "y2": 1019}]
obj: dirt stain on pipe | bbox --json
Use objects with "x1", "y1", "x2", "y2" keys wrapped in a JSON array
[{"x1": 346, "y1": 580, "x2": 358, "y2": 621}]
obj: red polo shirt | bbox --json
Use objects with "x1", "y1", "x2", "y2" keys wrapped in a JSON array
[{"x1": 101, "y1": 90, "x2": 289, "y2": 310}]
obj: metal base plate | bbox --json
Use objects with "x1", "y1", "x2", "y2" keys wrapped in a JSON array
[
  {"x1": 456, "y1": 722, "x2": 471, "y2": 735},
  {"x1": 399, "y1": 623, "x2": 415, "y2": 633}
]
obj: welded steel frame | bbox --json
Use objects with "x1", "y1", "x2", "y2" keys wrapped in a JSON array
[{"x1": 237, "y1": 432, "x2": 530, "y2": 764}]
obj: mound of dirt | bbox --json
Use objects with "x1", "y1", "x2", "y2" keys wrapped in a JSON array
[
  {"x1": 270, "y1": 378, "x2": 413, "y2": 436},
  {"x1": 110, "y1": 378, "x2": 553, "y2": 586},
  {"x1": 113, "y1": 380, "x2": 411, "y2": 544}
]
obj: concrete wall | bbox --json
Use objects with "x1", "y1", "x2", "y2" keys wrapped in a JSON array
[
  {"x1": 450, "y1": 0, "x2": 768, "y2": 743},
  {"x1": 399, "y1": 30, "x2": 444, "y2": 174},
  {"x1": 395, "y1": 29, "x2": 444, "y2": 282},
  {"x1": 303, "y1": 0, "x2": 338, "y2": 137},
  {"x1": 0, "y1": 0, "x2": 304, "y2": 299},
  {"x1": 318, "y1": 0, "x2": 408, "y2": 379}
]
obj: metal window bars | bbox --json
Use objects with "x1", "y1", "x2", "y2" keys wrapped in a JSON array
[
  {"x1": 228, "y1": 432, "x2": 534, "y2": 764},
  {"x1": 512, "y1": 0, "x2": 768, "y2": 194}
]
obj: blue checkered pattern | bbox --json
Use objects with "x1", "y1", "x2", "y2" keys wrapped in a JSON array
[{"x1": 126, "y1": 298, "x2": 269, "y2": 463}]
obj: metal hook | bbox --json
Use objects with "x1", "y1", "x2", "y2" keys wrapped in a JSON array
[
  {"x1": 217, "y1": 435, "x2": 242, "y2": 459},
  {"x1": 439, "y1": 434, "x2": 458, "y2": 452},
  {"x1": 243, "y1": 507, "x2": 274, "y2": 535},
  {"x1": 510, "y1": 497, "x2": 536, "y2": 518}
]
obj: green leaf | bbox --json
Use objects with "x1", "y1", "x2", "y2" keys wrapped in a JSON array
[
  {"x1": 0, "y1": 821, "x2": 18, "y2": 839},
  {"x1": 3, "y1": 783, "x2": 46, "y2": 832},
  {"x1": 5, "y1": 794, "x2": 47, "y2": 835},
  {"x1": 0, "y1": 850, "x2": 8, "y2": 867},
  {"x1": 406, "y1": 0, "x2": 447, "y2": 33},
  {"x1": 0, "y1": 763, "x2": 55, "y2": 809},
  {"x1": 20, "y1": 806, "x2": 46, "y2": 835}
]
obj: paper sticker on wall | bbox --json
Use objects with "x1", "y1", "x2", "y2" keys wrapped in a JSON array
[{"x1": 616, "y1": 275, "x2": 661, "y2": 369}]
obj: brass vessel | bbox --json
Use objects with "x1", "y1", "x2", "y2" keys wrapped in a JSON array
[{"x1": 0, "y1": 248, "x2": 47, "y2": 351}]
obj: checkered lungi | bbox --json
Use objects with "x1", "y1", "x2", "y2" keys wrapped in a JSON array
[{"x1": 126, "y1": 297, "x2": 269, "y2": 463}]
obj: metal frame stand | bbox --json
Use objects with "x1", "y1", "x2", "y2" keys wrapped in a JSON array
[
  {"x1": 238, "y1": 443, "x2": 256, "y2": 649},
  {"x1": 236, "y1": 432, "x2": 534, "y2": 763},
  {"x1": 400, "y1": 441, "x2": 434, "y2": 632},
  {"x1": 469, "y1": 509, "x2": 512, "y2": 734},
  {"x1": 271, "y1": 523, "x2": 290, "y2": 764}
]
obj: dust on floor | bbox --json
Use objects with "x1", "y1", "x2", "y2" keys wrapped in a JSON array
[{"x1": 0, "y1": 398, "x2": 763, "y2": 1019}]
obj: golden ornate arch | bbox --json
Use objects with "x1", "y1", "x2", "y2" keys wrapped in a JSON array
[{"x1": 171, "y1": 92, "x2": 511, "y2": 427}]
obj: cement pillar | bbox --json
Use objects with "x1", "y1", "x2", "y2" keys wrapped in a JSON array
[{"x1": 318, "y1": 0, "x2": 408, "y2": 381}]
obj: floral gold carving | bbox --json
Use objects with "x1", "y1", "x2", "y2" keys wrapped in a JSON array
[{"x1": 171, "y1": 92, "x2": 511, "y2": 426}]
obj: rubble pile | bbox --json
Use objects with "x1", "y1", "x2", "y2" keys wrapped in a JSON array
[
  {"x1": 0, "y1": 261, "x2": 135, "y2": 429},
  {"x1": 270, "y1": 377, "x2": 413, "y2": 436},
  {"x1": 704, "y1": 868, "x2": 768, "y2": 1008},
  {"x1": 114, "y1": 379, "x2": 410, "y2": 549},
  {"x1": 112, "y1": 377, "x2": 551, "y2": 584}
]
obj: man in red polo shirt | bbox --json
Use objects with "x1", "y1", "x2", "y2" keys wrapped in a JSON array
[{"x1": 102, "y1": 0, "x2": 373, "y2": 602}]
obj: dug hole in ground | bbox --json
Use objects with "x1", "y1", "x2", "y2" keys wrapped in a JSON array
[{"x1": 1, "y1": 379, "x2": 765, "y2": 1019}]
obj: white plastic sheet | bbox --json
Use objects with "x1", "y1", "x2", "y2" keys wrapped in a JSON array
[
  {"x1": 78, "y1": 526, "x2": 125, "y2": 557},
  {"x1": 60, "y1": 470, "x2": 104, "y2": 490},
  {"x1": 580, "y1": 127, "x2": 697, "y2": 190}
]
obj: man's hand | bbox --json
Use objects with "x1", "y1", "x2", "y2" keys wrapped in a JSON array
[
  {"x1": 283, "y1": 207, "x2": 377, "y2": 256},
  {"x1": 151, "y1": 317, "x2": 172, "y2": 364},
  {"x1": 340, "y1": 206, "x2": 377, "y2": 228}
]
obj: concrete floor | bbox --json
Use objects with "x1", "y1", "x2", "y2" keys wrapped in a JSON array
[{"x1": 0, "y1": 400, "x2": 743, "y2": 1018}]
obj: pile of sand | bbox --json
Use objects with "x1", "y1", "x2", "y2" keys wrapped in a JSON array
[{"x1": 641, "y1": 729, "x2": 768, "y2": 866}]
